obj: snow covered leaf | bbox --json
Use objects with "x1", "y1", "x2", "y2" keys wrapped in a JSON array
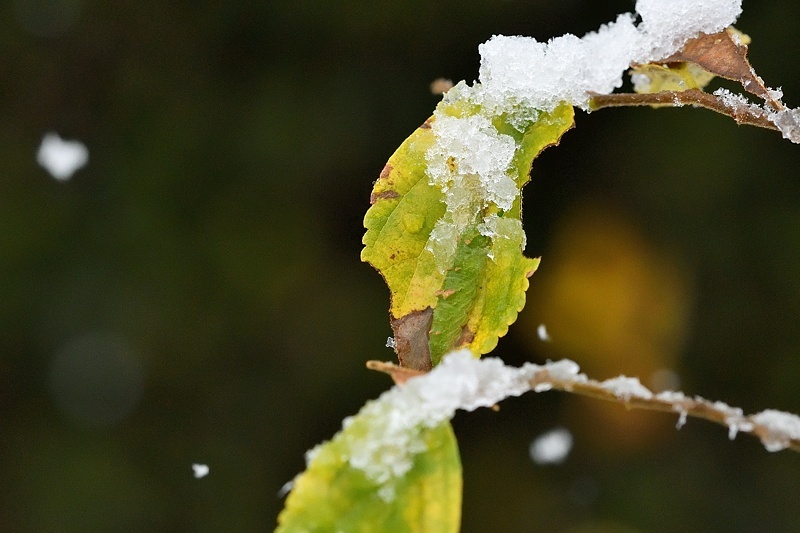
[
  {"x1": 629, "y1": 29, "x2": 750, "y2": 95},
  {"x1": 630, "y1": 28, "x2": 782, "y2": 108},
  {"x1": 276, "y1": 421, "x2": 461, "y2": 533},
  {"x1": 630, "y1": 62, "x2": 714, "y2": 94},
  {"x1": 362, "y1": 102, "x2": 574, "y2": 369}
]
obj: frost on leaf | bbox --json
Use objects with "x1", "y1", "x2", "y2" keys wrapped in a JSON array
[
  {"x1": 277, "y1": 420, "x2": 461, "y2": 533},
  {"x1": 600, "y1": 376, "x2": 653, "y2": 401},
  {"x1": 279, "y1": 350, "x2": 582, "y2": 532},
  {"x1": 630, "y1": 28, "x2": 780, "y2": 107},
  {"x1": 362, "y1": 96, "x2": 573, "y2": 369},
  {"x1": 278, "y1": 349, "x2": 546, "y2": 533},
  {"x1": 362, "y1": 0, "x2": 760, "y2": 371}
]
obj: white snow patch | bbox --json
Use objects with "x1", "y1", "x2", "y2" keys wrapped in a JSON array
[
  {"x1": 341, "y1": 349, "x2": 540, "y2": 485},
  {"x1": 545, "y1": 359, "x2": 584, "y2": 382},
  {"x1": 728, "y1": 419, "x2": 753, "y2": 440},
  {"x1": 478, "y1": 13, "x2": 646, "y2": 116},
  {"x1": 192, "y1": 463, "x2": 209, "y2": 479},
  {"x1": 769, "y1": 108, "x2": 800, "y2": 144},
  {"x1": 676, "y1": 410, "x2": 688, "y2": 429},
  {"x1": 314, "y1": 350, "x2": 584, "y2": 490},
  {"x1": 537, "y1": 324, "x2": 550, "y2": 342},
  {"x1": 713, "y1": 88, "x2": 764, "y2": 116},
  {"x1": 476, "y1": 0, "x2": 741, "y2": 116},
  {"x1": 767, "y1": 86, "x2": 785, "y2": 102},
  {"x1": 530, "y1": 427, "x2": 573, "y2": 465},
  {"x1": 711, "y1": 400, "x2": 744, "y2": 419},
  {"x1": 425, "y1": 113, "x2": 519, "y2": 271},
  {"x1": 600, "y1": 376, "x2": 653, "y2": 400},
  {"x1": 655, "y1": 390, "x2": 687, "y2": 403},
  {"x1": 427, "y1": 114, "x2": 518, "y2": 213},
  {"x1": 37, "y1": 132, "x2": 88, "y2": 180},
  {"x1": 751, "y1": 409, "x2": 800, "y2": 452},
  {"x1": 425, "y1": 0, "x2": 744, "y2": 263},
  {"x1": 636, "y1": 0, "x2": 742, "y2": 59},
  {"x1": 278, "y1": 479, "x2": 295, "y2": 498},
  {"x1": 654, "y1": 390, "x2": 690, "y2": 428}
]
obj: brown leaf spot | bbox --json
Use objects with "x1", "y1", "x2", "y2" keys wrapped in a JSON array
[
  {"x1": 419, "y1": 118, "x2": 433, "y2": 130},
  {"x1": 390, "y1": 308, "x2": 433, "y2": 372},
  {"x1": 369, "y1": 189, "x2": 400, "y2": 205},
  {"x1": 379, "y1": 164, "x2": 393, "y2": 180},
  {"x1": 434, "y1": 288, "x2": 456, "y2": 299},
  {"x1": 457, "y1": 326, "x2": 475, "y2": 346}
]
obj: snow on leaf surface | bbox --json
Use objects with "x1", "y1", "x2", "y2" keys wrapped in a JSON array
[
  {"x1": 278, "y1": 350, "x2": 580, "y2": 532},
  {"x1": 362, "y1": 0, "x2": 747, "y2": 370},
  {"x1": 362, "y1": 102, "x2": 573, "y2": 368},
  {"x1": 279, "y1": 348, "x2": 526, "y2": 532},
  {"x1": 276, "y1": 421, "x2": 461, "y2": 533},
  {"x1": 279, "y1": 343, "x2": 800, "y2": 531}
]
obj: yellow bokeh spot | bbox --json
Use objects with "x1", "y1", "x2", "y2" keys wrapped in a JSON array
[{"x1": 521, "y1": 203, "x2": 693, "y2": 452}]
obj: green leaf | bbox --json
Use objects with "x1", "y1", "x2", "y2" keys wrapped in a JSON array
[
  {"x1": 362, "y1": 101, "x2": 574, "y2": 367},
  {"x1": 276, "y1": 421, "x2": 462, "y2": 533},
  {"x1": 630, "y1": 62, "x2": 714, "y2": 94}
]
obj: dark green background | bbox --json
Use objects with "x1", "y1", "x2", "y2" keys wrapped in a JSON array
[{"x1": 3, "y1": 1, "x2": 800, "y2": 531}]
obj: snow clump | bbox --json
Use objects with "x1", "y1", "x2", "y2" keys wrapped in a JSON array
[{"x1": 425, "y1": 0, "x2": 744, "y2": 265}]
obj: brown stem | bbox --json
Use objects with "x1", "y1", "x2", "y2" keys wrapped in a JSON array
[
  {"x1": 533, "y1": 373, "x2": 800, "y2": 453},
  {"x1": 368, "y1": 358, "x2": 800, "y2": 453},
  {"x1": 588, "y1": 89, "x2": 780, "y2": 132}
]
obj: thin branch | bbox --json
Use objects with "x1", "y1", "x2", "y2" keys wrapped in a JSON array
[
  {"x1": 368, "y1": 356, "x2": 800, "y2": 453},
  {"x1": 531, "y1": 369, "x2": 800, "y2": 453},
  {"x1": 588, "y1": 89, "x2": 780, "y2": 132}
]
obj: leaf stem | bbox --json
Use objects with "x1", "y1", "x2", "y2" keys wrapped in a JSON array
[
  {"x1": 531, "y1": 370, "x2": 800, "y2": 452},
  {"x1": 588, "y1": 89, "x2": 780, "y2": 132},
  {"x1": 368, "y1": 357, "x2": 800, "y2": 453}
]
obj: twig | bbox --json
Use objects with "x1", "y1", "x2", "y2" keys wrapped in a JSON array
[
  {"x1": 588, "y1": 89, "x2": 779, "y2": 132},
  {"x1": 368, "y1": 356, "x2": 800, "y2": 453},
  {"x1": 531, "y1": 369, "x2": 800, "y2": 452}
]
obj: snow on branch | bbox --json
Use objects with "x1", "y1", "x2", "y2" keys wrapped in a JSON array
[
  {"x1": 589, "y1": 89, "x2": 779, "y2": 132},
  {"x1": 368, "y1": 350, "x2": 800, "y2": 454}
]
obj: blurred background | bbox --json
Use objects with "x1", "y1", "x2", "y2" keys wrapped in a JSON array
[{"x1": 3, "y1": 0, "x2": 800, "y2": 531}]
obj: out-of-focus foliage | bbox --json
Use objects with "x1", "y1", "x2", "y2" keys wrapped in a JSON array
[{"x1": 3, "y1": 1, "x2": 800, "y2": 532}]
